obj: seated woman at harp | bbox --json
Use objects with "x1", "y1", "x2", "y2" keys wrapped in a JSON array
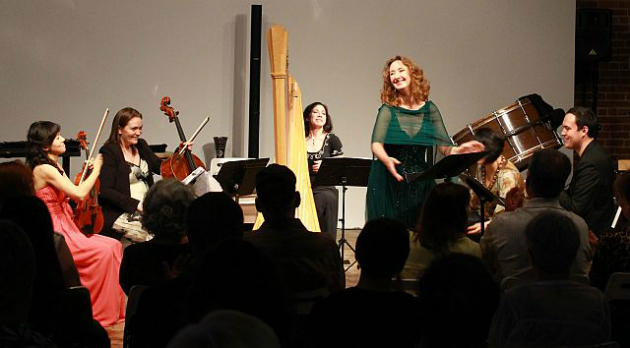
[{"x1": 304, "y1": 101, "x2": 343, "y2": 241}]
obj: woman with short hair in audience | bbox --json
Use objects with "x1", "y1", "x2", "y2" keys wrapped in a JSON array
[
  {"x1": 26, "y1": 120, "x2": 125, "y2": 327},
  {"x1": 119, "y1": 178, "x2": 196, "y2": 295},
  {"x1": 466, "y1": 127, "x2": 525, "y2": 235},
  {"x1": 401, "y1": 182, "x2": 481, "y2": 279},
  {"x1": 128, "y1": 192, "x2": 247, "y2": 348}
]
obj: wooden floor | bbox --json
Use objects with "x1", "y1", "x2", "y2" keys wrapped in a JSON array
[{"x1": 104, "y1": 228, "x2": 361, "y2": 348}]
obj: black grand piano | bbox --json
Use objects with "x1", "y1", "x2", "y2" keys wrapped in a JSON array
[
  {"x1": 0, "y1": 139, "x2": 82, "y2": 174},
  {"x1": 0, "y1": 140, "x2": 168, "y2": 175}
]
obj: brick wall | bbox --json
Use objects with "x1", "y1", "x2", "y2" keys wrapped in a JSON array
[{"x1": 576, "y1": 0, "x2": 630, "y2": 162}]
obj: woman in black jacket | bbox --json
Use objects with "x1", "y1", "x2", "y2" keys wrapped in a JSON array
[{"x1": 99, "y1": 107, "x2": 161, "y2": 244}]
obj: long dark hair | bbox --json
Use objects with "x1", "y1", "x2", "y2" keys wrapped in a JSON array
[
  {"x1": 26, "y1": 121, "x2": 62, "y2": 173},
  {"x1": 105, "y1": 107, "x2": 143, "y2": 145},
  {"x1": 303, "y1": 102, "x2": 333, "y2": 137},
  {"x1": 474, "y1": 127, "x2": 505, "y2": 164},
  {"x1": 416, "y1": 182, "x2": 470, "y2": 253}
]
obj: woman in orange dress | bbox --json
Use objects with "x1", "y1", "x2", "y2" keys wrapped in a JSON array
[{"x1": 26, "y1": 121, "x2": 125, "y2": 327}]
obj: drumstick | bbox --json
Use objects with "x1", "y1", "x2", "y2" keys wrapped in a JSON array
[{"x1": 178, "y1": 116, "x2": 210, "y2": 156}]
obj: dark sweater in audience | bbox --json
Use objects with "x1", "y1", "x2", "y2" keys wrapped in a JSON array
[
  {"x1": 589, "y1": 227, "x2": 630, "y2": 291},
  {"x1": 243, "y1": 218, "x2": 345, "y2": 294},
  {"x1": 1, "y1": 197, "x2": 109, "y2": 348},
  {"x1": 490, "y1": 211, "x2": 612, "y2": 348},
  {"x1": 130, "y1": 240, "x2": 294, "y2": 348},
  {"x1": 119, "y1": 242, "x2": 191, "y2": 295},
  {"x1": 129, "y1": 273, "x2": 191, "y2": 348},
  {"x1": 489, "y1": 280, "x2": 611, "y2": 348},
  {"x1": 310, "y1": 287, "x2": 417, "y2": 348}
]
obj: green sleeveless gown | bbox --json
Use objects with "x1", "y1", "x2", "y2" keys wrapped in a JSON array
[{"x1": 366, "y1": 101, "x2": 453, "y2": 229}]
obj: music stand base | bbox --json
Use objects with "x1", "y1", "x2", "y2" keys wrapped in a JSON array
[{"x1": 338, "y1": 233, "x2": 357, "y2": 271}]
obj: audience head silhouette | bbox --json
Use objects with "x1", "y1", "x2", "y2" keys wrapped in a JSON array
[
  {"x1": 526, "y1": 149, "x2": 571, "y2": 199},
  {"x1": 0, "y1": 161, "x2": 34, "y2": 207},
  {"x1": 356, "y1": 218, "x2": 409, "y2": 279},
  {"x1": 255, "y1": 164, "x2": 300, "y2": 219},
  {"x1": 142, "y1": 178, "x2": 196, "y2": 243},
  {"x1": 187, "y1": 239, "x2": 289, "y2": 334},
  {"x1": 417, "y1": 253, "x2": 500, "y2": 348},
  {"x1": 167, "y1": 310, "x2": 281, "y2": 348},
  {"x1": 187, "y1": 192, "x2": 244, "y2": 256},
  {"x1": 416, "y1": 182, "x2": 470, "y2": 252},
  {"x1": 526, "y1": 212, "x2": 580, "y2": 279}
]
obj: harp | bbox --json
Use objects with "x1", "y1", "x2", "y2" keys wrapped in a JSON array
[{"x1": 253, "y1": 25, "x2": 320, "y2": 231}]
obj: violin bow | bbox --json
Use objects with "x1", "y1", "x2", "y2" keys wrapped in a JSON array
[
  {"x1": 78, "y1": 108, "x2": 109, "y2": 184},
  {"x1": 178, "y1": 116, "x2": 210, "y2": 156}
]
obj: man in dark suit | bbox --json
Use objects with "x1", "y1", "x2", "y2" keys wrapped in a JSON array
[
  {"x1": 559, "y1": 107, "x2": 616, "y2": 235},
  {"x1": 244, "y1": 164, "x2": 345, "y2": 295}
]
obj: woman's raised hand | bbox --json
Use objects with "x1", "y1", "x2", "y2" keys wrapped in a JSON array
[
  {"x1": 312, "y1": 160, "x2": 322, "y2": 173},
  {"x1": 86, "y1": 154, "x2": 104, "y2": 173},
  {"x1": 452, "y1": 140, "x2": 485, "y2": 155}
]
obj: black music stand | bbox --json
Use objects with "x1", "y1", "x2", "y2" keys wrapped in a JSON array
[
  {"x1": 405, "y1": 151, "x2": 488, "y2": 183},
  {"x1": 314, "y1": 157, "x2": 372, "y2": 271},
  {"x1": 459, "y1": 173, "x2": 504, "y2": 237},
  {"x1": 214, "y1": 158, "x2": 269, "y2": 202}
]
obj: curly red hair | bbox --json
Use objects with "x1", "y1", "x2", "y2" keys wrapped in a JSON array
[{"x1": 380, "y1": 56, "x2": 430, "y2": 106}]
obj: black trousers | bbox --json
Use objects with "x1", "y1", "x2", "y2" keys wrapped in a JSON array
[{"x1": 313, "y1": 186, "x2": 339, "y2": 242}]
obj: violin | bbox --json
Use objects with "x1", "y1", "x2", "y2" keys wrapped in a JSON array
[
  {"x1": 159, "y1": 96, "x2": 206, "y2": 181},
  {"x1": 73, "y1": 108, "x2": 109, "y2": 235},
  {"x1": 73, "y1": 131, "x2": 105, "y2": 234}
]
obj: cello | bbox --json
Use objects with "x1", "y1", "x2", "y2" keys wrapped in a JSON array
[
  {"x1": 73, "y1": 108, "x2": 109, "y2": 234},
  {"x1": 159, "y1": 96, "x2": 206, "y2": 181}
]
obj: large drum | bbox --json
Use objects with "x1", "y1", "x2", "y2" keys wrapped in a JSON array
[{"x1": 453, "y1": 97, "x2": 562, "y2": 170}]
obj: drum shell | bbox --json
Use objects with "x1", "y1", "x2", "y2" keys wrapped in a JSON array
[{"x1": 452, "y1": 98, "x2": 561, "y2": 170}]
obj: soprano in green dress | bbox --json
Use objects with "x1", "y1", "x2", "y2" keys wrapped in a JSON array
[{"x1": 366, "y1": 101, "x2": 453, "y2": 229}]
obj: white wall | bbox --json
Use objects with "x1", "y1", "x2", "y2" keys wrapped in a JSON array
[{"x1": 0, "y1": 0, "x2": 575, "y2": 227}]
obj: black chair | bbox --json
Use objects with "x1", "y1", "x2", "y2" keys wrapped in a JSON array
[
  {"x1": 604, "y1": 272, "x2": 630, "y2": 301},
  {"x1": 123, "y1": 285, "x2": 148, "y2": 348},
  {"x1": 604, "y1": 273, "x2": 630, "y2": 348},
  {"x1": 575, "y1": 342, "x2": 620, "y2": 348}
]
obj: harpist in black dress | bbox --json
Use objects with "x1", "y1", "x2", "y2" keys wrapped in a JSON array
[{"x1": 304, "y1": 102, "x2": 343, "y2": 241}]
